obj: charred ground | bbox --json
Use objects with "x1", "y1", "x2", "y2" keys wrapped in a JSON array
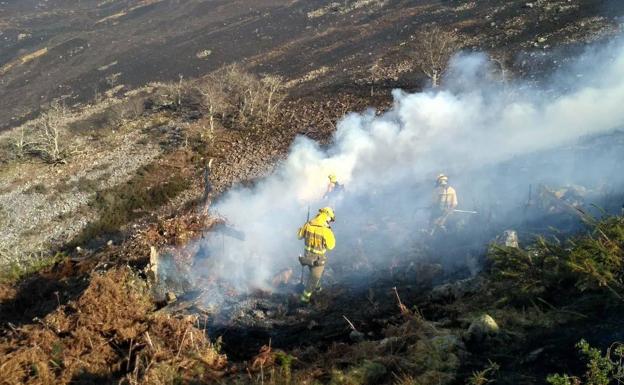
[
  {"x1": 1, "y1": 0, "x2": 624, "y2": 384},
  {"x1": 1, "y1": 0, "x2": 623, "y2": 129}
]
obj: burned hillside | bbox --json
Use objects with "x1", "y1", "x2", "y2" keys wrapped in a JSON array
[
  {"x1": 1, "y1": 1, "x2": 624, "y2": 385},
  {"x1": 0, "y1": 0, "x2": 623, "y2": 130}
]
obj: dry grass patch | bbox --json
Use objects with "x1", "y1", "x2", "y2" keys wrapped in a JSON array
[
  {"x1": 0, "y1": 47, "x2": 48, "y2": 75},
  {"x1": 0, "y1": 267, "x2": 226, "y2": 385}
]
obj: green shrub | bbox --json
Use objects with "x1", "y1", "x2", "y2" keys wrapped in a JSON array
[
  {"x1": 72, "y1": 164, "x2": 190, "y2": 246},
  {"x1": 488, "y1": 216, "x2": 624, "y2": 305},
  {"x1": 467, "y1": 361, "x2": 499, "y2": 385},
  {"x1": 547, "y1": 339, "x2": 624, "y2": 385},
  {"x1": 24, "y1": 183, "x2": 48, "y2": 195},
  {"x1": 0, "y1": 252, "x2": 68, "y2": 283},
  {"x1": 330, "y1": 360, "x2": 387, "y2": 385},
  {"x1": 75, "y1": 176, "x2": 99, "y2": 193},
  {"x1": 547, "y1": 374, "x2": 580, "y2": 385},
  {"x1": 0, "y1": 205, "x2": 7, "y2": 226}
]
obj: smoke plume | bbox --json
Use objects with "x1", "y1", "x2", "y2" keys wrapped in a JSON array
[{"x1": 197, "y1": 38, "x2": 624, "y2": 294}]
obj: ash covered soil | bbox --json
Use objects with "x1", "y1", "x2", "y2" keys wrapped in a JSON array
[{"x1": 1, "y1": 0, "x2": 623, "y2": 129}]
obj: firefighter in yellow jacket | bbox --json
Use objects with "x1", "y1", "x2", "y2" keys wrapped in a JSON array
[
  {"x1": 431, "y1": 174, "x2": 458, "y2": 234},
  {"x1": 297, "y1": 207, "x2": 336, "y2": 303}
]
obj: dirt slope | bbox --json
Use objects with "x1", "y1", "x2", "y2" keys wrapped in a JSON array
[{"x1": 1, "y1": 0, "x2": 622, "y2": 129}]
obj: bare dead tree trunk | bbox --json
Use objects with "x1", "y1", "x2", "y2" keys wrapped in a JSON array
[
  {"x1": 208, "y1": 105, "x2": 215, "y2": 133},
  {"x1": 177, "y1": 75, "x2": 184, "y2": 108},
  {"x1": 202, "y1": 158, "x2": 214, "y2": 213},
  {"x1": 491, "y1": 57, "x2": 508, "y2": 83},
  {"x1": 266, "y1": 91, "x2": 274, "y2": 122},
  {"x1": 369, "y1": 63, "x2": 382, "y2": 96},
  {"x1": 13, "y1": 125, "x2": 30, "y2": 158},
  {"x1": 262, "y1": 75, "x2": 284, "y2": 123}
]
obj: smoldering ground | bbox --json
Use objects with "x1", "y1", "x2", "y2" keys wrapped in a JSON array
[{"x1": 188, "y1": 37, "x2": 624, "y2": 299}]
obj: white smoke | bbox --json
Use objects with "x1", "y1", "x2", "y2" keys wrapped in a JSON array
[{"x1": 198, "y1": 38, "x2": 624, "y2": 292}]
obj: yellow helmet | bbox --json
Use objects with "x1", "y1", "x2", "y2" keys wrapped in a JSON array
[
  {"x1": 436, "y1": 174, "x2": 448, "y2": 185},
  {"x1": 319, "y1": 207, "x2": 335, "y2": 221},
  {"x1": 328, "y1": 174, "x2": 337, "y2": 183}
]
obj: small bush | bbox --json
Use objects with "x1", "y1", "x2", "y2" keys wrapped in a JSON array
[
  {"x1": 68, "y1": 107, "x2": 121, "y2": 134},
  {"x1": 23, "y1": 183, "x2": 48, "y2": 195},
  {"x1": 149, "y1": 64, "x2": 287, "y2": 134},
  {"x1": 467, "y1": 361, "x2": 500, "y2": 385},
  {"x1": 330, "y1": 360, "x2": 387, "y2": 385},
  {"x1": 72, "y1": 161, "x2": 191, "y2": 246},
  {"x1": 0, "y1": 252, "x2": 68, "y2": 284},
  {"x1": 7, "y1": 100, "x2": 73, "y2": 164},
  {"x1": 113, "y1": 95, "x2": 146, "y2": 120},
  {"x1": 547, "y1": 339, "x2": 624, "y2": 385},
  {"x1": 75, "y1": 176, "x2": 99, "y2": 193},
  {"x1": 0, "y1": 205, "x2": 7, "y2": 226},
  {"x1": 488, "y1": 216, "x2": 624, "y2": 305},
  {"x1": 0, "y1": 267, "x2": 227, "y2": 384},
  {"x1": 27, "y1": 100, "x2": 72, "y2": 164},
  {"x1": 275, "y1": 351, "x2": 295, "y2": 381}
]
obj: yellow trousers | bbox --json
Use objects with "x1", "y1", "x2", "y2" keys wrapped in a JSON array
[{"x1": 305, "y1": 264, "x2": 325, "y2": 293}]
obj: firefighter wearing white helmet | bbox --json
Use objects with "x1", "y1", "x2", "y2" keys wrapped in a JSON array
[
  {"x1": 297, "y1": 207, "x2": 336, "y2": 303},
  {"x1": 431, "y1": 174, "x2": 458, "y2": 233}
]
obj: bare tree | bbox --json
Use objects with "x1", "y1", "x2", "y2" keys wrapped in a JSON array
[
  {"x1": 12, "y1": 124, "x2": 35, "y2": 159},
  {"x1": 30, "y1": 100, "x2": 70, "y2": 163},
  {"x1": 193, "y1": 64, "x2": 287, "y2": 134},
  {"x1": 200, "y1": 87, "x2": 219, "y2": 134},
  {"x1": 412, "y1": 26, "x2": 461, "y2": 87},
  {"x1": 195, "y1": 75, "x2": 228, "y2": 140},
  {"x1": 491, "y1": 56, "x2": 510, "y2": 84},
  {"x1": 222, "y1": 64, "x2": 257, "y2": 124},
  {"x1": 218, "y1": 65, "x2": 286, "y2": 125},
  {"x1": 176, "y1": 74, "x2": 184, "y2": 108},
  {"x1": 94, "y1": 85, "x2": 103, "y2": 105},
  {"x1": 369, "y1": 62, "x2": 383, "y2": 96},
  {"x1": 150, "y1": 76, "x2": 195, "y2": 111},
  {"x1": 261, "y1": 74, "x2": 285, "y2": 123}
]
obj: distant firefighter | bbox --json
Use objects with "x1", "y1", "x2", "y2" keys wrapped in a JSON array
[
  {"x1": 430, "y1": 173, "x2": 458, "y2": 234},
  {"x1": 297, "y1": 207, "x2": 336, "y2": 303},
  {"x1": 323, "y1": 174, "x2": 345, "y2": 202}
]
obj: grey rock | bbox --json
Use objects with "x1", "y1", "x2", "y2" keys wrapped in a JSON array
[
  {"x1": 467, "y1": 314, "x2": 499, "y2": 342},
  {"x1": 522, "y1": 347, "x2": 545, "y2": 363},
  {"x1": 429, "y1": 277, "x2": 482, "y2": 302},
  {"x1": 165, "y1": 292, "x2": 177, "y2": 303},
  {"x1": 252, "y1": 310, "x2": 266, "y2": 319},
  {"x1": 349, "y1": 330, "x2": 365, "y2": 343},
  {"x1": 378, "y1": 336, "x2": 404, "y2": 351}
]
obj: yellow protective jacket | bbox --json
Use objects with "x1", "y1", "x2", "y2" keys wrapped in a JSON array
[
  {"x1": 297, "y1": 213, "x2": 336, "y2": 255},
  {"x1": 433, "y1": 186, "x2": 458, "y2": 210}
]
